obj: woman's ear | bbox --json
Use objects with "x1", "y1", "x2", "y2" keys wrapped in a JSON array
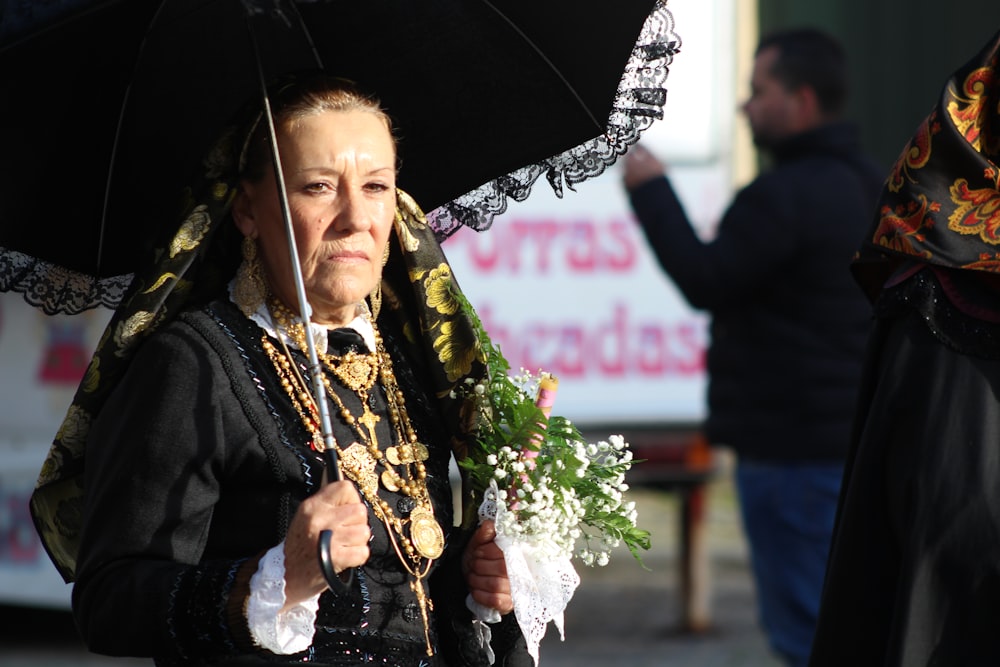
[{"x1": 231, "y1": 187, "x2": 257, "y2": 238}]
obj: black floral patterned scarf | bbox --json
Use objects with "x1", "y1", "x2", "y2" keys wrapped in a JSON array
[{"x1": 854, "y1": 30, "x2": 1000, "y2": 300}]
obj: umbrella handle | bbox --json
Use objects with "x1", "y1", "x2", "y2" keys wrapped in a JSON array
[
  {"x1": 318, "y1": 530, "x2": 353, "y2": 593},
  {"x1": 318, "y1": 447, "x2": 353, "y2": 592}
]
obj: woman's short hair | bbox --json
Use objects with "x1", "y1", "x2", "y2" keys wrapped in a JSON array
[{"x1": 240, "y1": 74, "x2": 395, "y2": 182}]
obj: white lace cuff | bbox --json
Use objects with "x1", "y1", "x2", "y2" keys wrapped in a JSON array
[{"x1": 246, "y1": 542, "x2": 321, "y2": 654}]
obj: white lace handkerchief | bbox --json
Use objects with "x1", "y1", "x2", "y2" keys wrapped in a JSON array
[{"x1": 467, "y1": 480, "x2": 581, "y2": 665}]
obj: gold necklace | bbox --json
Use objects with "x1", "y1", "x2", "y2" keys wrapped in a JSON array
[
  {"x1": 270, "y1": 301, "x2": 383, "y2": 447},
  {"x1": 269, "y1": 300, "x2": 379, "y2": 389},
  {"x1": 265, "y1": 301, "x2": 443, "y2": 557},
  {"x1": 262, "y1": 300, "x2": 444, "y2": 655}
]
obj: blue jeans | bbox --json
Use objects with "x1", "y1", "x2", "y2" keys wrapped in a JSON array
[{"x1": 736, "y1": 460, "x2": 844, "y2": 667}]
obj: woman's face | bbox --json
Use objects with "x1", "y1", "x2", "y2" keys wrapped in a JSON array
[{"x1": 235, "y1": 109, "x2": 396, "y2": 326}]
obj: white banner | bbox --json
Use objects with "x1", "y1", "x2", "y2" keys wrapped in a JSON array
[
  {"x1": 0, "y1": 292, "x2": 110, "y2": 607},
  {"x1": 443, "y1": 171, "x2": 710, "y2": 426}
]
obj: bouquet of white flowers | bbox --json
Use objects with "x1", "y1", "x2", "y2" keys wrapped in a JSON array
[{"x1": 454, "y1": 294, "x2": 650, "y2": 664}]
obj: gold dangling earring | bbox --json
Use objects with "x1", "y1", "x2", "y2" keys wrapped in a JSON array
[
  {"x1": 368, "y1": 242, "x2": 390, "y2": 320},
  {"x1": 369, "y1": 283, "x2": 383, "y2": 320},
  {"x1": 234, "y1": 236, "x2": 268, "y2": 317}
]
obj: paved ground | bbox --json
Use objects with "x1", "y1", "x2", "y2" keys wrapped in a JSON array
[
  {"x1": 541, "y1": 559, "x2": 781, "y2": 667},
  {"x1": 0, "y1": 457, "x2": 783, "y2": 667},
  {"x1": 539, "y1": 462, "x2": 783, "y2": 667}
]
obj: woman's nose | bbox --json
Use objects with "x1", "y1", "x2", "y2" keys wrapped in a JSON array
[{"x1": 330, "y1": 187, "x2": 371, "y2": 232}]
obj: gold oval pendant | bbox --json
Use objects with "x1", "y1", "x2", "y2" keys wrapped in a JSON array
[
  {"x1": 385, "y1": 446, "x2": 401, "y2": 466},
  {"x1": 381, "y1": 470, "x2": 401, "y2": 492},
  {"x1": 409, "y1": 508, "x2": 444, "y2": 559}
]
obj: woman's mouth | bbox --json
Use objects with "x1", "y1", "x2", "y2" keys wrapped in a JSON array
[{"x1": 327, "y1": 249, "x2": 368, "y2": 263}]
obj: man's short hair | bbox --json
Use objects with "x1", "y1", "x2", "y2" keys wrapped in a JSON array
[{"x1": 757, "y1": 28, "x2": 849, "y2": 117}]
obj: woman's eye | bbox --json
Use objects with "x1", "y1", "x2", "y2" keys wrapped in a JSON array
[{"x1": 365, "y1": 182, "x2": 391, "y2": 193}]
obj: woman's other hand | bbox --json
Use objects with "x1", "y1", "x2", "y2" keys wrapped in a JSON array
[
  {"x1": 282, "y1": 480, "x2": 370, "y2": 608},
  {"x1": 463, "y1": 520, "x2": 513, "y2": 615}
]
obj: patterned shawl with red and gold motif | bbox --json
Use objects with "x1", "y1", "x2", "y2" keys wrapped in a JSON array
[{"x1": 854, "y1": 30, "x2": 1000, "y2": 299}]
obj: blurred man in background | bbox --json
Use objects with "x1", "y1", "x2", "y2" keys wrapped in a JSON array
[{"x1": 622, "y1": 28, "x2": 882, "y2": 667}]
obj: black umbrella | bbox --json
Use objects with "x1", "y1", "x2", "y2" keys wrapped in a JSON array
[{"x1": 0, "y1": 0, "x2": 679, "y2": 314}]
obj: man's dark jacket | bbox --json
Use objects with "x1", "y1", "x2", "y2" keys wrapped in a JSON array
[{"x1": 629, "y1": 122, "x2": 884, "y2": 461}]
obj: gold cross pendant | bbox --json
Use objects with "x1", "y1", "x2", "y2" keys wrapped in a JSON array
[{"x1": 356, "y1": 401, "x2": 381, "y2": 449}]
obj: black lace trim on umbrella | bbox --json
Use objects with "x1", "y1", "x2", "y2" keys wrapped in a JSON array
[
  {"x1": 426, "y1": 0, "x2": 680, "y2": 239},
  {"x1": 0, "y1": 247, "x2": 130, "y2": 315},
  {"x1": 0, "y1": 1, "x2": 680, "y2": 315}
]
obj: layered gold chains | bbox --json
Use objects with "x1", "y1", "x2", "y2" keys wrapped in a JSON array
[{"x1": 262, "y1": 300, "x2": 443, "y2": 655}]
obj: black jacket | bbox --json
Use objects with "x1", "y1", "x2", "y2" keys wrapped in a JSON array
[
  {"x1": 72, "y1": 298, "x2": 526, "y2": 666},
  {"x1": 629, "y1": 122, "x2": 883, "y2": 461}
]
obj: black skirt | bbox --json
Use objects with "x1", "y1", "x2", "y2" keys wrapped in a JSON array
[{"x1": 810, "y1": 269, "x2": 1000, "y2": 666}]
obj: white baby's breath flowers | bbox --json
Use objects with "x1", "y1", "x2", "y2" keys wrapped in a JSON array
[
  {"x1": 459, "y1": 367, "x2": 647, "y2": 567},
  {"x1": 449, "y1": 292, "x2": 651, "y2": 572},
  {"x1": 454, "y1": 288, "x2": 651, "y2": 665}
]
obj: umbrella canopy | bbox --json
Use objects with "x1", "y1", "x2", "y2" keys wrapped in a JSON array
[{"x1": 0, "y1": 0, "x2": 679, "y2": 314}]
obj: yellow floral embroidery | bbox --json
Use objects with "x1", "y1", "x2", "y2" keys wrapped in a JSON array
[
  {"x1": 425, "y1": 265, "x2": 460, "y2": 316},
  {"x1": 392, "y1": 190, "x2": 430, "y2": 254},
  {"x1": 872, "y1": 196, "x2": 937, "y2": 260},
  {"x1": 887, "y1": 115, "x2": 938, "y2": 193},
  {"x1": 169, "y1": 205, "x2": 212, "y2": 258},
  {"x1": 38, "y1": 418, "x2": 91, "y2": 483},
  {"x1": 80, "y1": 355, "x2": 100, "y2": 394},
  {"x1": 394, "y1": 211, "x2": 422, "y2": 254},
  {"x1": 433, "y1": 320, "x2": 479, "y2": 383},
  {"x1": 37, "y1": 456, "x2": 59, "y2": 487},
  {"x1": 397, "y1": 190, "x2": 430, "y2": 226},
  {"x1": 144, "y1": 273, "x2": 180, "y2": 294},
  {"x1": 946, "y1": 64, "x2": 994, "y2": 151},
  {"x1": 948, "y1": 178, "x2": 1000, "y2": 244},
  {"x1": 963, "y1": 254, "x2": 1000, "y2": 272},
  {"x1": 114, "y1": 310, "x2": 155, "y2": 354},
  {"x1": 56, "y1": 405, "x2": 92, "y2": 455}
]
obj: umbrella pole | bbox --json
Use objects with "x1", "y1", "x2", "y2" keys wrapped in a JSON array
[
  {"x1": 247, "y1": 19, "x2": 341, "y2": 481},
  {"x1": 247, "y1": 14, "x2": 351, "y2": 594},
  {"x1": 257, "y1": 93, "x2": 342, "y2": 478}
]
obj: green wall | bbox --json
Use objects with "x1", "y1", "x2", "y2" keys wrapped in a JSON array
[{"x1": 758, "y1": 1, "x2": 1000, "y2": 170}]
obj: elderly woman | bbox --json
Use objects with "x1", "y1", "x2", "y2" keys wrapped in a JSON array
[{"x1": 34, "y1": 76, "x2": 526, "y2": 665}]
